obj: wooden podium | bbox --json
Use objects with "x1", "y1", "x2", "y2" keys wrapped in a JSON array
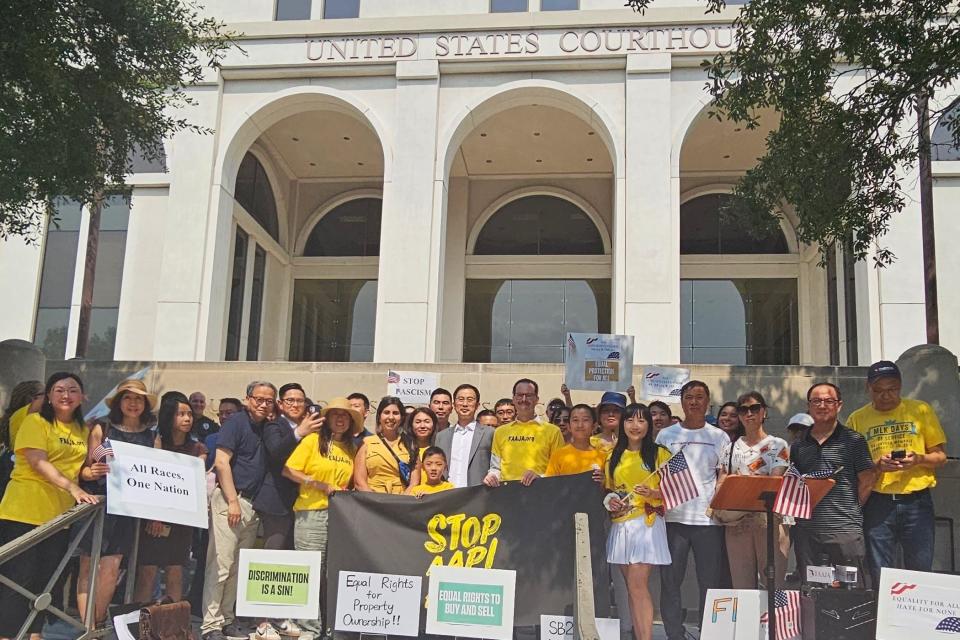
[{"x1": 710, "y1": 475, "x2": 835, "y2": 640}]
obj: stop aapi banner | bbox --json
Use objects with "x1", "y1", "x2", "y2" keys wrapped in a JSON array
[{"x1": 326, "y1": 473, "x2": 610, "y2": 630}]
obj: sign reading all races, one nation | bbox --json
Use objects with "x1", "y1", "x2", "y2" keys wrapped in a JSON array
[
  {"x1": 326, "y1": 473, "x2": 610, "y2": 631},
  {"x1": 564, "y1": 332, "x2": 634, "y2": 392}
]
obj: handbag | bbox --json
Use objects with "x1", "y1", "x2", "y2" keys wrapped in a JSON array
[
  {"x1": 378, "y1": 434, "x2": 412, "y2": 487},
  {"x1": 139, "y1": 599, "x2": 193, "y2": 640}
]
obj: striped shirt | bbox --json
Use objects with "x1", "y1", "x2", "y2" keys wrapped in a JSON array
[{"x1": 789, "y1": 423, "x2": 873, "y2": 534}]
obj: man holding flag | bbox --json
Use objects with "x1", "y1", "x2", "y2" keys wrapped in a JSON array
[{"x1": 790, "y1": 382, "x2": 874, "y2": 586}]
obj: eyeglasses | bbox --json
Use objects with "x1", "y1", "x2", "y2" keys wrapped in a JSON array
[
  {"x1": 737, "y1": 404, "x2": 764, "y2": 415},
  {"x1": 809, "y1": 398, "x2": 839, "y2": 407},
  {"x1": 249, "y1": 396, "x2": 275, "y2": 406},
  {"x1": 514, "y1": 393, "x2": 536, "y2": 400},
  {"x1": 282, "y1": 398, "x2": 306, "y2": 406}
]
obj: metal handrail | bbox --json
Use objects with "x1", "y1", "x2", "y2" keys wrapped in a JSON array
[{"x1": 0, "y1": 499, "x2": 110, "y2": 640}]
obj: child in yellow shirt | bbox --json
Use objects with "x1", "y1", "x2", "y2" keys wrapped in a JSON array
[
  {"x1": 407, "y1": 447, "x2": 454, "y2": 497},
  {"x1": 545, "y1": 404, "x2": 606, "y2": 484}
]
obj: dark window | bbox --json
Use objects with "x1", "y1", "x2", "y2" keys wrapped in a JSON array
[
  {"x1": 225, "y1": 228, "x2": 248, "y2": 361},
  {"x1": 491, "y1": 0, "x2": 528, "y2": 11},
  {"x1": 463, "y1": 279, "x2": 610, "y2": 363},
  {"x1": 235, "y1": 153, "x2": 279, "y2": 241},
  {"x1": 277, "y1": 0, "x2": 311, "y2": 19},
  {"x1": 302, "y1": 198, "x2": 382, "y2": 257},
  {"x1": 680, "y1": 193, "x2": 789, "y2": 254},
  {"x1": 826, "y1": 245, "x2": 840, "y2": 365},
  {"x1": 680, "y1": 279, "x2": 799, "y2": 365},
  {"x1": 127, "y1": 139, "x2": 167, "y2": 173},
  {"x1": 932, "y1": 98, "x2": 960, "y2": 161},
  {"x1": 85, "y1": 195, "x2": 130, "y2": 359},
  {"x1": 541, "y1": 0, "x2": 577, "y2": 9},
  {"x1": 324, "y1": 0, "x2": 360, "y2": 18},
  {"x1": 246, "y1": 246, "x2": 267, "y2": 361},
  {"x1": 474, "y1": 196, "x2": 604, "y2": 255},
  {"x1": 843, "y1": 238, "x2": 859, "y2": 365},
  {"x1": 289, "y1": 280, "x2": 377, "y2": 362}
]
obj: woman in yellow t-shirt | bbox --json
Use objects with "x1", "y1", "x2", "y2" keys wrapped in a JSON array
[
  {"x1": 0, "y1": 372, "x2": 97, "y2": 638},
  {"x1": 604, "y1": 403, "x2": 671, "y2": 640},
  {"x1": 406, "y1": 447, "x2": 455, "y2": 497},
  {"x1": 0, "y1": 380, "x2": 44, "y2": 495},
  {"x1": 354, "y1": 397, "x2": 421, "y2": 494},
  {"x1": 283, "y1": 396, "x2": 359, "y2": 638},
  {"x1": 545, "y1": 404, "x2": 606, "y2": 482}
]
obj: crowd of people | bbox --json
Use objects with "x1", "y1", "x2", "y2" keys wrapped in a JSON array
[{"x1": 0, "y1": 360, "x2": 947, "y2": 640}]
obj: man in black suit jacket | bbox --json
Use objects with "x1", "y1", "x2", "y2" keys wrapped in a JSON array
[{"x1": 435, "y1": 384, "x2": 494, "y2": 487}]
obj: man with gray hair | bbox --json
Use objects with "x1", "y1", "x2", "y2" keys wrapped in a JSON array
[{"x1": 201, "y1": 381, "x2": 277, "y2": 640}]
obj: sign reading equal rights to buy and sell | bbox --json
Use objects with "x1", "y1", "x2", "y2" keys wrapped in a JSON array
[
  {"x1": 564, "y1": 332, "x2": 634, "y2": 392},
  {"x1": 426, "y1": 566, "x2": 516, "y2": 640},
  {"x1": 236, "y1": 549, "x2": 322, "y2": 619}
]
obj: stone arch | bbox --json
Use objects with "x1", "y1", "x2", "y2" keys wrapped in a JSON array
[{"x1": 295, "y1": 188, "x2": 384, "y2": 257}]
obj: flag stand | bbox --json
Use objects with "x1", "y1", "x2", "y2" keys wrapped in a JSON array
[{"x1": 711, "y1": 476, "x2": 834, "y2": 640}]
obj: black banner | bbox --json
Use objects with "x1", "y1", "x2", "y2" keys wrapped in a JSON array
[{"x1": 327, "y1": 472, "x2": 611, "y2": 628}]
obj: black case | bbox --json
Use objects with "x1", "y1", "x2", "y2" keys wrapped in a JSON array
[{"x1": 800, "y1": 588, "x2": 877, "y2": 640}]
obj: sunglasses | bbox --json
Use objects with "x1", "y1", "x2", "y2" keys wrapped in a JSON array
[{"x1": 737, "y1": 404, "x2": 764, "y2": 416}]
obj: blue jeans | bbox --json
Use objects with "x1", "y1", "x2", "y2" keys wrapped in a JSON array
[{"x1": 863, "y1": 489, "x2": 935, "y2": 585}]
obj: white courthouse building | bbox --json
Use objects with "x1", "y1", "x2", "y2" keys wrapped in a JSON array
[{"x1": 4, "y1": 0, "x2": 960, "y2": 368}]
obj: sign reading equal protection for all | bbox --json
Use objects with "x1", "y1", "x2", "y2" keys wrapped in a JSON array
[
  {"x1": 427, "y1": 566, "x2": 516, "y2": 640},
  {"x1": 564, "y1": 332, "x2": 635, "y2": 392}
]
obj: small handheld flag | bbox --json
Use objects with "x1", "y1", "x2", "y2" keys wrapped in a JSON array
[{"x1": 657, "y1": 448, "x2": 699, "y2": 509}]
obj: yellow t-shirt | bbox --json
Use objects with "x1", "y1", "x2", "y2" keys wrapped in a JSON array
[
  {"x1": 415, "y1": 480, "x2": 454, "y2": 495},
  {"x1": 285, "y1": 435, "x2": 355, "y2": 511},
  {"x1": 590, "y1": 433, "x2": 617, "y2": 454},
  {"x1": 8, "y1": 405, "x2": 30, "y2": 448},
  {"x1": 604, "y1": 447, "x2": 670, "y2": 525},
  {"x1": 848, "y1": 398, "x2": 947, "y2": 494},
  {"x1": 545, "y1": 444, "x2": 607, "y2": 477},
  {"x1": 0, "y1": 413, "x2": 88, "y2": 525},
  {"x1": 491, "y1": 420, "x2": 564, "y2": 481}
]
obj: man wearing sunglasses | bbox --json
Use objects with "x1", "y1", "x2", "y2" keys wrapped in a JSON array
[{"x1": 848, "y1": 361, "x2": 947, "y2": 587}]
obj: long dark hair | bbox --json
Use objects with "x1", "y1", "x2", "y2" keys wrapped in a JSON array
[
  {"x1": 608, "y1": 403, "x2": 657, "y2": 482},
  {"x1": 158, "y1": 395, "x2": 191, "y2": 450},
  {"x1": 718, "y1": 400, "x2": 744, "y2": 439},
  {"x1": 376, "y1": 396, "x2": 414, "y2": 465},
  {"x1": 39, "y1": 372, "x2": 85, "y2": 425},
  {"x1": 0, "y1": 380, "x2": 43, "y2": 448},
  {"x1": 319, "y1": 408, "x2": 356, "y2": 458},
  {"x1": 407, "y1": 406, "x2": 438, "y2": 449}
]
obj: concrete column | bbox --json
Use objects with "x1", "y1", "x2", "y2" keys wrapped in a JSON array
[
  {"x1": 374, "y1": 60, "x2": 442, "y2": 362},
  {"x1": 0, "y1": 234, "x2": 43, "y2": 343},
  {"x1": 618, "y1": 53, "x2": 678, "y2": 364}
]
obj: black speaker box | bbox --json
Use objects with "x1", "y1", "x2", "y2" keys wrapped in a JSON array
[{"x1": 800, "y1": 588, "x2": 877, "y2": 640}]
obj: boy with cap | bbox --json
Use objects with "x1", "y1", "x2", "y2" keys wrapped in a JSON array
[{"x1": 848, "y1": 361, "x2": 947, "y2": 585}]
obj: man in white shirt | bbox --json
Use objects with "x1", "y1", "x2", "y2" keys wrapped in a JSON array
[
  {"x1": 436, "y1": 384, "x2": 494, "y2": 487},
  {"x1": 655, "y1": 380, "x2": 729, "y2": 640}
]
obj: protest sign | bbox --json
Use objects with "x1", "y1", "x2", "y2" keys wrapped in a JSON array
[
  {"x1": 106, "y1": 440, "x2": 207, "y2": 528},
  {"x1": 334, "y1": 571, "x2": 422, "y2": 637},
  {"x1": 700, "y1": 589, "x2": 766, "y2": 640},
  {"x1": 805, "y1": 565, "x2": 835, "y2": 585},
  {"x1": 237, "y1": 549, "x2": 322, "y2": 619},
  {"x1": 326, "y1": 473, "x2": 610, "y2": 629},
  {"x1": 427, "y1": 566, "x2": 516, "y2": 640},
  {"x1": 564, "y1": 333, "x2": 634, "y2": 392},
  {"x1": 877, "y1": 568, "x2": 960, "y2": 639},
  {"x1": 641, "y1": 366, "x2": 690, "y2": 404},
  {"x1": 387, "y1": 370, "x2": 439, "y2": 404},
  {"x1": 540, "y1": 615, "x2": 619, "y2": 640}
]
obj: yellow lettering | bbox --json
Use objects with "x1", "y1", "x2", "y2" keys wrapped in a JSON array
[
  {"x1": 484, "y1": 537, "x2": 499, "y2": 568},
  {"x1": 461, "y1": 517, "x2": 481, "y2": 548},
  {"x1": 424, "y1": 514, "x2": 446, "y2": 553},
  {"x1": 446, "y1": 513, "x2": 466, "y2": 551},
  {"x1": 480, "y1": 513, "x2": 501, "y2": 545},
  {"x1": 465, "y1": 546, "x2": 487, "y2": 568}
]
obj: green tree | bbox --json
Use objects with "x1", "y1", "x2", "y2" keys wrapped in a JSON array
[
  {"x1": 627, "y1": 0, "x2": 960, "y2": 342},
  {"x1": 0, "y1": 0, "x2": 233, "y2": 240}
]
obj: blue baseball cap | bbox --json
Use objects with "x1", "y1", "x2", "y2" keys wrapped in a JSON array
[{"x1": 598, "y1": 391, "x2": 627, "y2": 410}]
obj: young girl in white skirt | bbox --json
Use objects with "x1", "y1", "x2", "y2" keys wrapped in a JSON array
[{"x1": 603, "y1": 403, "x2": 672, "y2": 640}]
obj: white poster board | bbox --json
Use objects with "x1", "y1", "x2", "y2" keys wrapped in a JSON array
[
  {"x1": 387, "y1": 370, "x2": 439, "y2": 405},
  {"x1": 335, "y1": 571, "x2": 423, "y2": 637},
  {"x1": 540, "y1": 615, "x2": 619, "y2": 640},
  {"x1": 236, "y1": 549, "x2": 323, "y2": 619},
  {"x1": 701, "y1": 589, "x2": 766, "y2": 640},
  {"x1": 426, "y1": 566, "x2": 516, "y2": 640},
  {"x1": 640, "y1": 366, "x2": 690, "y2": 404},
  {"x1": 877, "y1": 568, "x2": 960, "y2": 639},
  {"x1": 564, "y1": 333, "x2": 634, "y2": 392},
  {"x1": 106, "y1": 440, "x2": 208, "y2": 528}
]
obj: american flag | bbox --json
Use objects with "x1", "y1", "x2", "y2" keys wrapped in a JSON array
[
  {"x1": 387, "y1": 370, "x2": 400, "y2": 384},
  {"x1": 772, "y1": 464, "x2": 834, "y2": 520},
  {"x1": 760, "y1": 590, "x2": 801, "y2": 640},
  {"x1": 936, "y1": 617, "x2": 960, "y2": 633},
  {"x1": 657, "y1": 448, "x2": 699, "y2": 509},
  {"x1": 91, "y1": 438, "x2": 113, "y2": 463},
  {"x1": 567, "y1": 334, "x2": 577, "y2": 356}
]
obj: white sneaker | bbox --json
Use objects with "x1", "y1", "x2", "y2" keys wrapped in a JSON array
[
  {"x1": 253, "y1": 623, "x2": 281, "y2": 640},
  {"x1": 276, "y1": 620, "x2": 302, "y2": 638}
]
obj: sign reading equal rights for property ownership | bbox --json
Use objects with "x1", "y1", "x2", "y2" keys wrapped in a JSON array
[
  {"x1": 564, "y1": 332, "x2": 634, "y2": 392},
  {"x1": 106, "y1": 440, "x2": 207, "y2": 528},
  {"x1": 335, "y1": 571, "x2": 422, "y2": 637},
  {"x1": 427, "y1": 566, "x2": 516, "y2": 640},
  {"x1": 237, "y1": 549, "x2": 322, "y2": 619}
]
